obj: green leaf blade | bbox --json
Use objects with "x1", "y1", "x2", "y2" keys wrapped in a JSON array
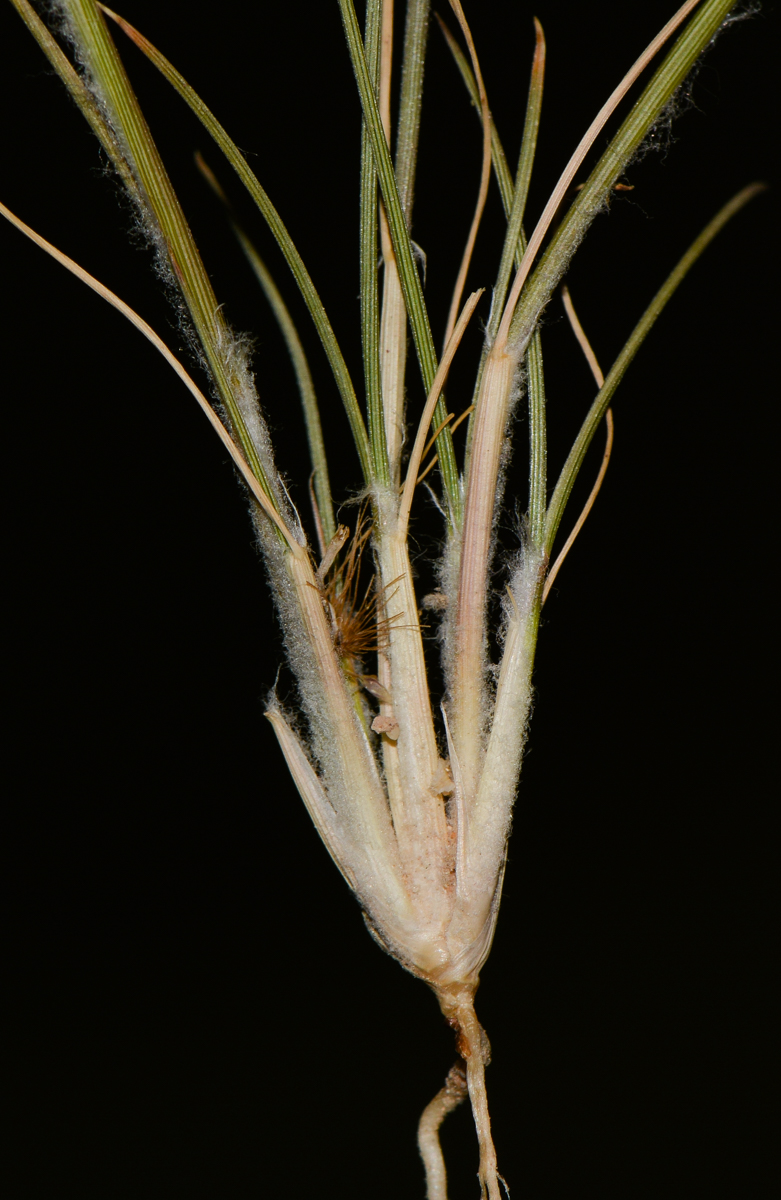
[
  {"x1": 101, "y1": 3, "x2": 373, "y2": 489},
  {"x1": 544, "y1": 182, "x2": 766, "y2": 556},
  {"x1": 64, "y1": 0, "x2": 284, "y2": 522},
  {"x1": 509, "y1": 0, "x2": 740, "y2": 354}
]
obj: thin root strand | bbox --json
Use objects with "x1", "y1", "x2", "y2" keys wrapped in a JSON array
[{"x1": 418, "y1": 1063, "x2": 468, "y2": 1200}]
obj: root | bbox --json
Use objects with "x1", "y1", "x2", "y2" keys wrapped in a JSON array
[
  {"x1": 418, "y1": 1063, "x2": 468, "y2": 1200},
  {"x1": 435, "y1": 985, "x2": 503, "y2": 1200},
  {"x1": 460, "y1": 1003, "x2": 500, "y2": 1200}
]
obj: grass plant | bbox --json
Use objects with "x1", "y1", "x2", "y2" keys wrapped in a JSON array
[{"x1": 3, "y1": 1, "x2": 770, "y2": 1195}]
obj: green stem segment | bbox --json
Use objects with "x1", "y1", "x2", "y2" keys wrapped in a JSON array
[
  {"x1": 394, "y1": 0, "x2": 430, "y2": 225},
  {"x1": 338, "y1": 0, "x2": 461, "y2": 524},
  {"x1": 360, "y1": 0, "x2": 390, "y2": 485}
]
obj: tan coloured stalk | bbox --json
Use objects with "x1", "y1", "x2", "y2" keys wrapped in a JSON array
[{"x1": 448, "y1": 344, "x2": 518, "y2": 797}]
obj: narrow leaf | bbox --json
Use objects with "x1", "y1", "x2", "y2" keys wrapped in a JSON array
[
  {"x1": 399, "y1": 289, "x2": 483, "y2": 536},
  {"x1": 487, "y1": 19, "x2": 545, "y2": 344},
  {"x1": 196, "y1": 155, "x2": 337, "y2": 548},
  {"x1": 99, "y1": 3, "x2": 372, "y2": 486},
  {"x1": 435, "y1": 13, "x2": 513, "y2": 214},
  {"x1": 507, "y1": 0, "x2": 739, "y2": 355},
  {"x1": 0, "y1": 199, "x2": 301, "y2": 550},
  {"x1": 500, "y1": 0, "x2": 705, "y2": 348},
  {"x1": 544, "y1": 183, "x2": 766, "y2": 555},
  {"x1": 440, "y1": 0, "x2": 492, "y2": 351},
  {"x1": 9, "y1": 0, "x2": 139, "y2": 202},
  {"x1": 63, "y1": 0, "x2": 281, "y2": 521},
  {"x1": 542, "y1": 287, "x2": 614, "y2": 602}
]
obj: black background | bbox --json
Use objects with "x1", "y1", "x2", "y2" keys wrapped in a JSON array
[{"x1": 2, "y1": 2, "x2": 777, "y2": 1197}]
